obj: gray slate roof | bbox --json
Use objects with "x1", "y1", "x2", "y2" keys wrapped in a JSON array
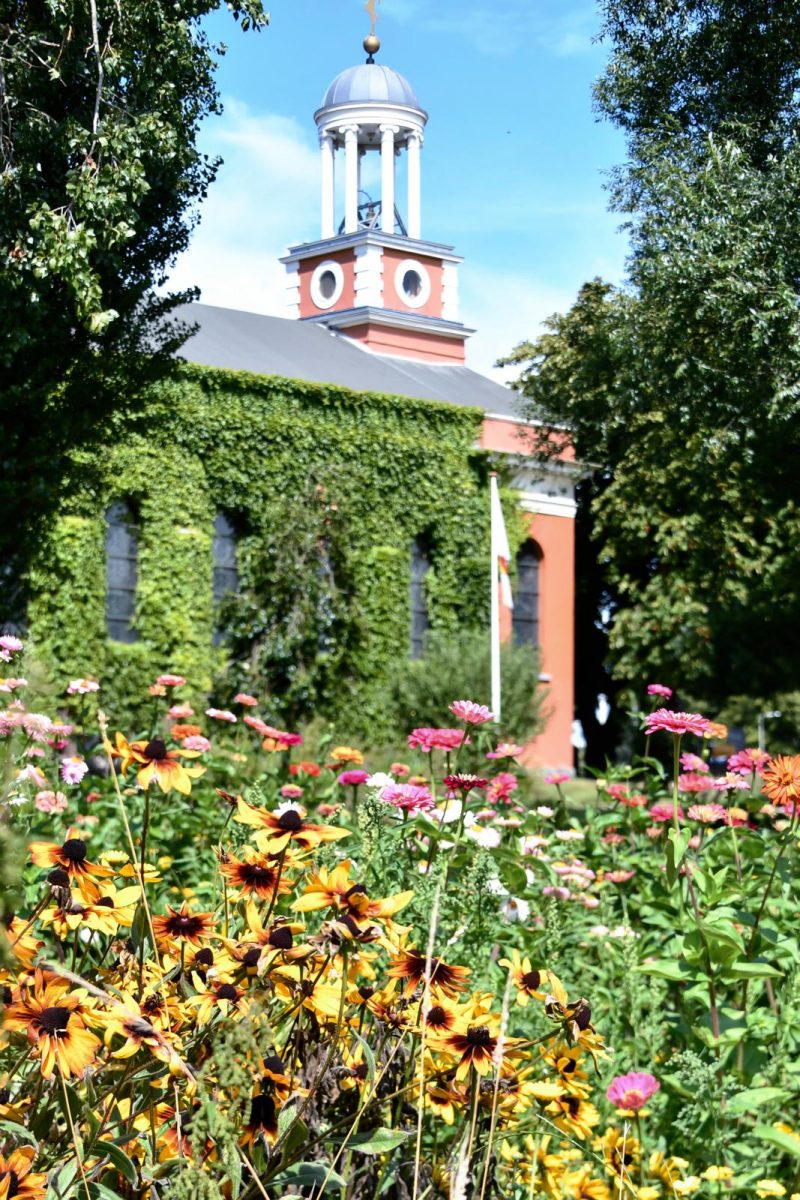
[{"x1": 173, "y1": 303, "x2": 520, "y2": 419}]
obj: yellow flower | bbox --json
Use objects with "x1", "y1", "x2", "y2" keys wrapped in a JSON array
[
  {"x1": 329, "y1": 745, "x2": 364, "y2": 765},
  {"x1": 701, "y1": 1166, "x2": 734, "y2": 1182},
  {"x1": 672, "y1": 1179, "x2": 701, "y2": 1197},
  {"x1": 755, "y1": 1183, "x2": 787, "y2": 1198}
]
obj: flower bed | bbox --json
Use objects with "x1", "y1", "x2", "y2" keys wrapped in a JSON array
[{"x1": 1, "y1": 645, "x2": 799, "y2": 1197}]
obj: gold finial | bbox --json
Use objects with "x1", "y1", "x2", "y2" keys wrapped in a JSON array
[{"x1": 364, "y1": 0, "x2": 381, "y2": 59}]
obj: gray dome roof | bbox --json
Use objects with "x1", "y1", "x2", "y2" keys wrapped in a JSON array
[{"x1": 321, "y1": 63, "x2": 421, "y2": 109}]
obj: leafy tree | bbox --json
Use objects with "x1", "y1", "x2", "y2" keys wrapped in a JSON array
[
  {"x1": 0, "y1": 0, "x2": 267, "y2": 624},
  {"x1": 594, "y1": 0, "x2": 800, "y2": 164}
]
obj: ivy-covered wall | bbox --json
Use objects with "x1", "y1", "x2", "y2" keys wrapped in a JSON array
[{"x1": 27, "y1": 362, "x2": 501, "y2": 728}]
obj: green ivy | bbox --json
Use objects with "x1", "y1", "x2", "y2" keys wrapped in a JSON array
[{"x1": 25, "y1": 362, "x2": 528, "y2": 731}]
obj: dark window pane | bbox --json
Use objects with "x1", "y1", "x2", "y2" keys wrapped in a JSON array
[
  {"x1": 105, "y1": 501, "x2": 138, "y2": 643},
  {"x1": 212, "y1": 513, "x2": 239, "y2": 605},
  {"x1": 410, "y1": 538, "x2": 431, "y2": 659},
  {"x1": 512, "y1": 540, "x2": 541, "y2": 647}
]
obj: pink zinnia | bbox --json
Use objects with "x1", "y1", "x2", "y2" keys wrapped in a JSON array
[
  {"x1": 380, "y1": 783, "x2": 434, "y2": 815},
  {"x1": 34, "y1": 790, "x2": 68, "y2": 815},
  {"x1": 688, "y1": 803, "x2": 726, "y2": 824},
  {"x1": 168, "y1": 702, "x2": 194, "y2": 719},
  {"x1": 391, "y1": 762, "x2": 410, "y2": 777},
  {"x1": 713, "y1": 772, "x2": 750, "y2": 793},
  {"x1": 486, "y1": 742, "x2": 523, "y2": 760},
  {"x1": 645, "y1": 709, "x2": 711, "y2": 737},
  {"x1": 678, "y1": 772, "x2": 713, "y2": 794},
  {"x1": 603, "y1": 832, "x2": 626, "y2": 845},
  {"x1": 0, "y1": 678, "x2": 27, "y2": 693},
  {"x1": 621, "y1": 792, "x2": 648, "y2": 808},
  {"x1": 407, "y1": 727, "x2": 467, "y2": 753},
  {"x1": 206, "y1": 708, "x2": 237, "y2": 723},
  {"x1": 156, "y1": 674, "x2": 186, "y2": 688},
  {"x1": 649, "y1": 801, "x2": 683, "y2": 823},
  {"x1": 261, "y1": 726, "x2": 303, "y2": 748},
  {"x1": 244, "y1": 714, "x2": 270, "y2": 736},
  {"x1": 607, "y1": 1071, "x2": 660, "y2": 1112},
  {"x1": 728, "y1": 748, "x2": 770, "y2": 775},
  {"x1": 647, "y1": 683, "x2": 673, "y2": 699},
  {"x1": 605, "y1": 782, "x2": 629, "y2": 802},
  {"x1": 337, "y1": 770, "x2": 369, "y2": 787},
  {"x1": 280, "y1": 784, "x2": 304, "y2": 800},
  {"x1": 542, "y1": 885, "x2": 571, "y2": 900},
  {"x1": 546, "y1": 771, "x2": 571, "y2": 786},
  {"x1": 450, "y1": 699, "x2": 494, "y2": 725},
  {"x1": 680, "y1": 752, "x2": 708, "y2": 774},
  {"x1": 606, "y1": 868, "x2": 635, "y2": 883},
  {"x1": 443, "y1": 773, "x2": 487, "y2": 794},
  {"x1": 183, "y1": 735, "x2": 211, "y2": 752},
  {"x1": 234, "y1": 692, "x2": 258, "y2": 706}
]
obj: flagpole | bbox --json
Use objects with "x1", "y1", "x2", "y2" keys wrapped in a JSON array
[{"x1": 490, "y1": 473, "x2": 501, "y2": 722}]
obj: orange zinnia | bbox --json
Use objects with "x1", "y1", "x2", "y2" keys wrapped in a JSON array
[
  {"x1": 762, "y1": 754, "x2": 800, "y2": 808},
  {"x1": 113, "y1": 733, "x2": 205, "y2": 794}
]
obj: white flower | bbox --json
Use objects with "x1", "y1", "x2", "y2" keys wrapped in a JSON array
[
  {"x1": 433, "y1": 798, "x2": 462, "y2": 825},
  {"x1": 500, "y1": 896, "x2": 530, "y2": 923},
  {"x1": 554, "y1": 829, "x2": 585, "y2": 842},
  {"x1": 465, "y1": 821, "x2": 501, "y2": 849},
  {"x1": 536, "y1": 805, "x2": 554, "y2": 818},
  {"x1": 486, "y1": 877, "x2": 509, "y2": 897},
  {"x1": 273, "y1": 801, "x2": 305, "y2": 819},
  {"x1": 365, "y1": 771, "x2": 395, "y2": 792}
]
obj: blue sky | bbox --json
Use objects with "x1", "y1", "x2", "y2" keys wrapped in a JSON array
[{"x1": 169, "y1": 0, "x2": 629, "y2": 378}]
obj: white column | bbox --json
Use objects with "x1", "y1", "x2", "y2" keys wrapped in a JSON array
[
  {"x1": 407, "y1": 130, "x2": 422, "y2": 239},
  {"x1": 319, "y1": 131, "x2": 335, "y2": 239},
  {"x1": 342, "y1": 125, "x2": 360, "y2": 235},
  {"x1": 380, "y1": 125, "x2": 398, "y2": 233}
]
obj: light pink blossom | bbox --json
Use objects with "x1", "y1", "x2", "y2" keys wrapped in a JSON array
[
  {"x1": 234, "y1": 692, "x2": 259, "y2": 706},
  {"x1": 60, "y1": 756, "x2": 89, "y2": 785},
  {"x1": 486, "y1": 741, "x2": 523, "y2": 760},
  {"x1": 649, "y1": 802, "x2": 683, "y2": 823},
  {"x1": 713, "y1": 772, "x2": 750, "y2": 792},
  {"x1": 607, "y1": 1072, "x2": 660, "y2": 1112},
  {"x1": 280, "y1": 784, "x2": 304, "y2": 800},
  {"x1": 449, "y1": 700, "x2": 494, "y2": 725},
  {"x1": 380, "y1": 783, "x2": 435, "y2": 815},
  {"x1": 35, "y1": 790, "x2": 68, "y2": 814},
  {"x1": 542, "y1": 885, "x2": 571, "y2": 900},
  {"x1": 646, "y1": 683, "x2": 673, "y2": 699},
  {"x1": 606, "y1": 869, "x2": 636, "y2": 883},
  {"x1": 156, "y1": 674, "x2": 186, "y2": 688},
  {"x1": 545, "y1": 771, "x2": 571, "y2": 786},
  {"x1": 182, "y1": 735, "x2": 211, "y2": 752},
  {"x1": 407, "y1": 727, "x2": 467, "y2": 753},
  {"x1": 0, "y1": 636, "x2": 23, "y2": 662},
  {"x1": 680, "y1": 752, "x2": 709, "y2": 773},
  {"x1": 688, "y1": 803, "x2": 727, "y2": 824},
  {"x1": 66, "y1": 678, "x2": 99, "y2": 695},
  {"x1": 0, "y1": 678, "x2": 26, "y2": 693},
  {"x1": 206, "y1": 708, "x2": 237, "y2": 723},
  {"x1": 679, "y1": 771, "x2": 713, "y2": 794},
  {"x1": 168, "y1": 702, "x2": 194, "y2": 719},
  {"x1": 645, "y1": 709, "x2": 711, "y2": 738}
]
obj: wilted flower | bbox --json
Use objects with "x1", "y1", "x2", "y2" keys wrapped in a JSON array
[
  {"x1": 443, "y1": 774, "x2": 487, "y2": 794},
  {"x1": 606, "y1": 1071, "x2": 660, "y2": 1111},
  {"x1": 645, "y1": 709, "x2": 711, "y2": 737},
  {"x1": 449, "y1": 700, "x2": 493, "y2": 725}
]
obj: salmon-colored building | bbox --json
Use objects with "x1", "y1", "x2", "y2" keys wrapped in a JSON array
[{"x1": 179, "y1": 37, "x2": 578, "y2": 768}]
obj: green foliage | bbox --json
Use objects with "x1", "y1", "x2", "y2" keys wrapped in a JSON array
[
  {"x1": 0, "y1": 0, "x2": 266, "y2": 626},
  {"x1": 25, "y1": 364, "x2": 507, "y2": 736},
  {"x1": 384, "y1": 628, "x2": 546, "y2": 742}
]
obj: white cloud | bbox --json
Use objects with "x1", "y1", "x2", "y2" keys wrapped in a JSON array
[
  {"x1": 167, "y1": 101, "x2": 319, "y2": 315},
  {"x1": 381, "y1": 0, "x2": 600, "y2": 58}
]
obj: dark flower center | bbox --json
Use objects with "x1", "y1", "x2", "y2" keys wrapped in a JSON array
[
  {"x1": 466, "y1": 1025, "x2": 492, "y2": 1047},
  {"x1": 1, "y1": 987, "x2": 12, "y2": 1005},
  {"x1": 278, "y1": 809, "x2": 303, "y2": 832},
  {"x1": 0, "y1": 1088, "x2": 10, "y2": 1104},
  {"x1": 171, "y1": 914, "x2": 202, "y2": 934},
  {"x1": 39, "y1": 1006, "x2": 72, "y2": 1035},
  {"x1": 61, "y1": 838, "x2": 88, "y2": 863},
  {"x1": 521, "y1": 970, "x2": 541, "y2": 990},
  {"x1": 241, "y1": 864, "x2": 276, "y2": 886},
  {"x1": 268, "y1": 926, "x2": 293, "y2": 949},
  {"x1": 142, "y1": 995, "x2": 164, "y2": 1014},
  {"x1": 194, "y1": 948, "x2": 214, "y2": 966},
  {"x1": 242, "y1": 947, "x2": 261, "y2": 967},
  {"x1": 572, "y1": 1000, "x2": 592, "y2": 1031},
  {"x1": 48, "y1": 868, "x2": 71, "y2": 887},
  {"x1": 358, "y1": 986, "x2": 374, "y2": 1001},
  {"x1": 351, "y1": 1062, "x2": 368, "y2": 1079},
  {"x1": 262, "y1": 1054, "x2": 285, "y2": 1075},
  {"x1": 216, "y1": 984, "x2": 238, "y2": 1001},
  {"x1": 96, "y1": 896, "x2": 115, "y2": 908},
  {"x1": 249, "y1": 1092, "x2": 277, "y2": 1130},
  {"x1": 427, "y1": 1005, "x2": 447, "y2": 1026},
  {"x1": 144, "y1": 738, "x2": 168, "y2": 761},
  {"x1": 344, "y1": 883, "x2": 368, "y2": 900}
]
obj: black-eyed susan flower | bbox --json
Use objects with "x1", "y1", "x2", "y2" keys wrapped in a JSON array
[
  {"x1": 544, "y1": 1092, "x2": 601, "y2": 1141},
  {"x1": 2, "y1": 916, "x2": 44, "y2": 969},
  {"x1": 0, "y1": 1147, "x2": 47, "y2": 1200},
  {"x1": 40, "y1": 883, "x2": 140, "y2": 938},
  {"x1": 235, "y1": 799, "x2": 349, "y2": 853},
  {"x1": 218, "y1": 846, "x2": 296, "y2": 901},
  {"x1": 431, "y1": 1014, "x2": 524, "y2": 1081},
  {"x1": 152, "y1": 903, "x2": 215, "y2": 949},
  {"x1": 113, "y1": 733, "x2": 206, "y2": 795},
  {"x1": 3, "y1": 970, "x2": 101, "y2": 1079},
  {"x1": 28, "y1": 837, "x2": 113, "y2": 896},
  {"x1": 188, "y1": 977, "x2": 249, "y2": 1024},
  {"x1": 293, "y1": 861, "x2": 413, "y2": 925},
  {"x1": 102, "y1": 996, "x2": 183, "y2": 1067},
  {"x1": 387, "y1": 947, "x2": 470, "y2": 999},
  {"x1": 498, "y1": 949, "x2": 546, "y2": 1007}
]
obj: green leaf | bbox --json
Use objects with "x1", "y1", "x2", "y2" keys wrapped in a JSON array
[
  {"x1": 753, "y1": 1124, "x2": 800, "y2": 1158},
  {"x1": 637, "y1": 958, "x2": 697, "y2": 981},
  {"x1": 724, "y1": 961, "x2": 784, "y2": 979},
  {"x1": 351, "y1": 1029, "x2": 377, "y2": 1090},
  {"x1": 727, "y1": 1087, "x2": 788, "y2": 1115},
  {"x1": 269, "y1": 1162, "x2": 347, "y2": 1191},
  {"x1": 95, "y1": 1140, "x2": 139, "y2": 1187},
  {"x1": 0, "y1": 1119, "x2": 38, "y2": 1146},
  {"x1": 666, "y1": 826, "x2": 690, "y2": 885},
  {"x1": 349, "y1": 1127, "x2": 410, "y2": 1155}
]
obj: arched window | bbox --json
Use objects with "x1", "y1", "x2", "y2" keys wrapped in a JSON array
[
  {"x1": 410, "y1": 537, "x2": 432, "y2": 659},
  {"x1": 212, "y1": 512, "x2": 239, "y2": 605},
  {"x1": 105, "y1": 501, "x2": 139, "y2": 643},
  {"x1": 512, "y1": 540, "x2": 541, "y2": 647}
]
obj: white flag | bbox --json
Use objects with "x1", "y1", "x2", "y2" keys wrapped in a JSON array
[{"x1": 490, "y1": 475, "x2": 514, "y2": 609}]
